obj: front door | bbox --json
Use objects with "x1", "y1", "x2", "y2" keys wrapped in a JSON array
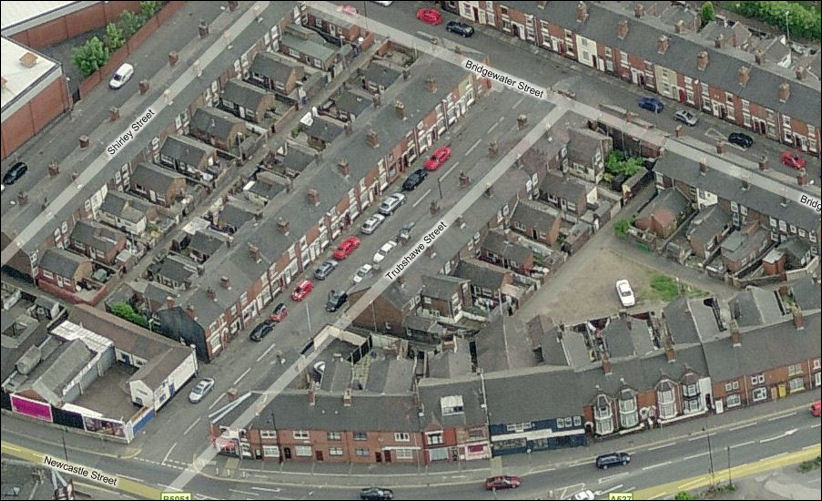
[
  {"x1": 384, "y1": 450, "x2": 392, "y2": 463},
  {"x1": 375, "y1": 452, "x2": 382, "y2": 463},
  {"x1": 315, "y1": 450, "x2": 324, "y2": 462},
  {"x1": 284, "y1": 448, "x2": 292, "y2": 459}
]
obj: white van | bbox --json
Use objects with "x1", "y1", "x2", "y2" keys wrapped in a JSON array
[{"x1": 109, "y1": 63, "x2": 134, "y2": 89}]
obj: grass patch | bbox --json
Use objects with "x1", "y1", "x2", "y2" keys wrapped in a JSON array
[
  {"x1": 642, "y1": 274, "x2": 708, "y2": 302},
  {"x1": 799, "y1": 456, "x2": 821, "y2": 473}
]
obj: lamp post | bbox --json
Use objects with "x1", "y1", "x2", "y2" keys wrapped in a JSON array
[
  {"x1": 704, "y1": 426, "x2": 715, "y2": 487},
  {"x1": 784, "y1": 11, "x2": 790, "y2": 43},
  {"x1": 305, "y1": 302, "x2": 312, "y2": 335},
  {"x1": 727, "y1": 445, "x2": 732, "y2": 487},
  {"x1": 61, "y1": 430, "x2": 69, "y2": 461}
]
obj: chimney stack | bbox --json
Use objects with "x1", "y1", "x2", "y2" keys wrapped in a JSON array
[
  {"x1": 220, "y1": 276, "x2": 230, "y2": 289},
  {"x1": 625, "y1": 317, "x2": 632, "y2": 330},
  {"x1": 308, "y1": 383, "x2": 316, "y2": 406},
  {"x1": 366, "y1": 129, "x2": 379, "y2": 148},
  {"x1": 343, "y1": 388, "x2": 353, "y2": 407},
  {"x1": 797, "y1": 167, "x2": 808, "y2": 186},
  {"x1": 307, "y1": 188, "x2": 320, "y2": 205},
  {"x1": 277, "y1": 217, "x2": 290, "y2": 235},
  {"x1": 793, "y1": 307, "x2": 805, "y2": 330},
  {"x1": 716, "y1": 140, "x2": 726, "y2": 154},
  {"x1": 714, "y1": 34, "x2": 724, "y2": 48},
  {"x1": 577, "y1": 1, "x2": 589, "y2": 23},
  {"x1": 754, "y1": 49, "x2": 765, "y2": 65},
  {"x1": 795, "y1": 65, "x2": 806, "y2": 81},
  {"x1": 338, "y1": 158, "x2": 350, "y2": 176},
  {"x1": 730, "y1": 319, "x2": 741, "y2": 346},
  {"x1": 657, "y1": 35, "x2": 669, "y2": 55},
  {"x1": 737, "y1": 66, "x2": 750, "y2": 86},
  {"x1": 394, "y1": 100, "x2": 406, "y2": 120},
  {"x1": 697, "y1": 51, "x2": 709, "y2": 71},
  {"x1": 741, "y1": 179, "x2": 750, "y2": 191},
  {"x1": 617, "y1": 19, "x2": 629, "y2": 39},
  {"x1": 778, "y1": 81, "x2": 790, "y2": 102},
  {"x1": 634, "y1": 3, "x2": 644, "y2": 18},
  {"x1": 664, "y1": 336, "x2": 676, "y2": 362},
  {"x1": 758, "y1": 155, "x2": 769, "y2": 171},
  {"x1": 699, "y1": 158, "x2": 708, "y2": 175},
  {"x1": 186, "y1": 304, "x2": 196, "y2": 320},
  {"x1": 424, "y1": 75, "x2": 437, "y2": 93},
  {"x1": 166, "y1": 296, "x2": 175, "y2": 309},
  {"x1": 344, "y1": 122, "x2": 353, "y2": 136},
  {"x1": 601, "y1": 353, "x2": 612, "y2": 375},
  {"x1": 674, "y1": 19, "x2": 684, "y2": 33},
  {"x1": 207, "y1": 287, "x2": 217, "y2": 300},
  {"x1": 248, "y1": 244, "x2": 261, "y2": 262}
]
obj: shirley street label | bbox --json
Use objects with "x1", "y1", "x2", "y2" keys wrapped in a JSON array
[
  {"x1": 106, "y1": 107, "x2": 157, "y2": 158},
  {"x1": 385, "y1": 220, "x2": 448, "y2": 280},
  {"x1": 43, "y1": 455, "x2": 118, "y2": 486},
  {"x1": 464, "y1": 59, "x2": 546, "y2": 98}
]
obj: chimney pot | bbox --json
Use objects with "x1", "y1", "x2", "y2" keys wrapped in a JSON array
[
  {"x1": 754, "y1": 50, "x2": 765, "y2": 65},
  {"x1": 758, "y1": 155, "x2": 769, "y2": 171},
  {"x1": 699, "y1": 158, "x2": 708, "y2": 175},
  {"x1": 277, "y1": 218, "x2": 290, "y2": 235},
  {"x1": 207, "y1": 287, "x2": 217, "y2": 300},
  {"x1": 617, "y1": 19, "x2": 629, "y2": 39},
  {"x1": 714, "y1": 33, "x2": 724, "y2": 48},
  {"x1": 166, "y1": 296, "x2": 175, "y2": 309},
  {"x1": 697, "y1": 51, "x2": 709, "y2": 71},
  {"x1": 778, "y1": 81, "x2": 790, "y2": 103},
  {"x1": 220, "y1": 276, "x2": 230, "y2": 289},
  {"x1": 424, "y1": 76, "x2": 437, "y2": 93},
  {"x1": 657, "y1": 35, "x2": 669, "y2": 54},
  {"x1": 577, "y1": 1, "x2": 589, "y2": 23},
  {"x1": 366, "y1": 129, "x2": 379, "y2": 148},
  {"x1": 249, "y1": 244, "x2": 261, "y2": 262},
  {"x1": 793, "y1": 307, "x2": 805, "y2": 330},
  {"x1": 730, "y1": 320, "x2": 741, "y2": 346},
  {"x1": 308, "y1": 384, "x2": 317, "y2": 406},
  {"x1": 716, "y1": 141, "x2": 726, "y2": 154},
  {"x1": 394, "y1": 100, "x2": 406, "y2": 119},
  {"x1": 307, "y1": 188, "x2": 321, "y2": 205},
  {"x1": 674, "y1": 19, "x2": 684, "y2": 33},
  {"x1": 634, "y1": 4, "x2": 644, "y2": 18},
  {"x1": 338, "y1": 158, "x2": 350, "y2": 176},
  {"x1": 343, "y1": 388, "x2": 352, "y2": 406},
  {"x1": 795, "y1": 65, "x2": 806, "y2": 81},
  {"x1": 796, "y1": 167, "x2": 808, "y2": 186},
  {"x1": 186, "y1": 304, "x2": 196, "y2": 320},
  {"x1": 737, "y1": 66, "x2": 750, "y2": 87}
]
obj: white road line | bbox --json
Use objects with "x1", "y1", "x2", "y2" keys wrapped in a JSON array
[
  {"x1": 441, "y1": 161, "x2": 460, "y2": 180},
  {"x1": 513, "y1": 96, "x2": 525, "y2": 108},
  {"x1": 162, "y1": 443, "x2": 178, "y2": 465},
  {"x1": 731, "y1": 440, "x2": 756, "y2": 449},
  {"x1": 256, "y1": 343, "x2": 277, "y2": 362},
  {"x1": 768, "y1": 412, "x2": 796, "y2": 421},
  {"x1": 233, "y1": 368, "x2": 251, "y2": 385},
  {"x1": 464, "y1": 138, "x2": 482, "y2": 156},
  {"x1": 803, "y1": 444, "x2": 819, "y2": 450},
  {"x1": 119, "y1": 474, "x2": 140, "y2": 482},
  {"x1": 642, "y1": 461, "x2": 672, "y2": 471},
  {"x1": 687, "y1": 435, "x2": 705, "y2": 442},
  {"x1": 3, "y1": 444, "x2": 21, "y2": 452},
  {"x1": 682, "y1": 452, "x2": 709, "y2": 461},
  {"x1": 648, "y1": 442, "x2": 675, "y2": 451},
  {"x1": 760, "y1": 434, "x2": 784, "y2": 444},
  {"x1": 760, "y1": 452, "x2": 788, "y2": 461},
  {"x1": 411, "y1": 189, "x2": 431, "y2": 207},
  {"x1": 648, "y1": 493, "x2": 667, "y2": 500},
  {"x1": 598, "y1": 472, "x2": 629, "y2": 484},
  {"x1": 729, "y1": 422, "x2": 757, "y2": 432},
  {"x1": 229, "y1": 489, "x2": 259, "y2": 496},
  {"x1": 251, "y1": 487, "x2": 282, "y2": 492},
  {"x1": 183, "y1": 417, "x2": 201, "y2": 436},
  {"x1": 157, "y1": 484, "x2": 182, "y2": 491},
  {"x1": 488, "y1": 122, "x2": 499, "y2": 133},
  {"x1": 600, "y1": 484, "x2": 623, "y2": 494},
  {"x1": 811, "y1": 423, "x2": 821, "y2": 429},
  {"x1": 566, "y1": 462, "x2": 588, "y2": 468},
  {"x1": 498, "y1": 115, "x2": 505, "y2": 123},
  {"x1": 207, "y1": 392, "x2": 225, "y2": 410}
]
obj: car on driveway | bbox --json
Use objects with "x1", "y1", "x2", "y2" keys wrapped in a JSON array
[
  {"x1": 425, "y1": 146, "x2": 452, "y2": 171},
  {"x1": 615, "y1": 279, "x2": 636, "y2": 308},
  {"x1": 485, "y1": 475, "x2": 521, "y2": 490},
  {"x1": 402, "y1": 169, "x2": 428, "y2": 191},
  {"x1": 360, "y1": 214, "x2": 386, "y2": 235},
  {"x1": 3, "y1": 162, "x2": 28, "y2": 186},
  {"x1": 250, "y1": 319, "x2": 275, "y2": 342},
  {"x1": 379, "y1": 193, "x2": 407, "y2": 216},
  {"x1": 269, "y1": 303, "x2": 288, "y2": 322},
  {"x1": 728, "y1": 132, "x2": 753, "y2": 149},
  {"x1": 333, "y1": 236, "x2": 361, "y2": 260},
  {"x1": 314, "y1": 260, "x2": 338, "y2": 280},
  {"x1": 416, "y1": 8, "x2": 442, "y2": 25},
  {"x1": 188, "y1": 378, "x2": 215, "y2": 403},
  {"x1": 781, "y1": 151, "x2": 806, "y2": 169},
  {"x1": 674, "y1": 109, "x2": 698, "y2": 126},
  {"x1": 596, "y1": 452, "x2": 631, "y2": 469},
  {"x1": 360, "y1": 487, "x2": 393, "y2": 500},
  {"x1": 446, "y1": 20, "x2": 474, "y2": 37},
  {"x1": 373, "y1": 240, "x2": 398, "y2": 264},
  {"x1": 326, "y1": 289, "x2": 349, "y2": 312},
  {"x1": 638, "y1": 96, "x2": 664, "y2": 113},
  {"x1": 353, "y1": 264, "x2": 373, "y2": 284},
  {"x1": 109, "y1": 63, "x2": 134, "y2": 89},
  {"x1": 291, "y1": 280, "x2": 314, "y2": 301}
]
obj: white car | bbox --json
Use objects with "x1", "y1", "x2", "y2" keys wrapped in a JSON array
[
  {"x1": 360, "y1": 213, "x2": 386, "y2": 235},
  {"x1": 188, "y1": 378, "x2": 215, "y2": 403},
  {"x1": 353, "y1": 264, "x2": 373, "y2": 283},
  {"x1": 570, "y1": 490, "x2": 595, "y2": 500},
  {"x1": 379, "y1": 193, "x2": 407, "y2": 216},
  {"x1": 373, "y1": 240, "x2": 398, "y2": 264},
  {"x1": 109, "y1": 63, "x2": 134, "y2": 89},
  {"x1": 674, "y1": 109, "x2": 698, "y2": 126},
  {"x1": 616, "y1": 279, "x2": 636, "y2": 308}
]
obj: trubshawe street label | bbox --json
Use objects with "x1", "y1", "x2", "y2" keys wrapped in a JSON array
[
  {"x1": 42, "y1": 455, "x2": 119, "y2": 486},
  {"x1": 106, "y1": 107, "x2": 157, "y2": 159},
  {"x1": 385, "y1": 220, "x2": 448, "y2": 281}
]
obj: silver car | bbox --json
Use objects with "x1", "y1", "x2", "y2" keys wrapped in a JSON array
[
  {"x1": 379, "y1": 193, "x2": 407, "y2": 216},
  {"x1": 188, "y1": 378, "x2": 215, "y2": 404},
  {"x1": 674, "y1": 109, "x2": 698, "y2": 126},
  {"x1": 360, "y1": 214, "x2": 386, "y2": 235}
]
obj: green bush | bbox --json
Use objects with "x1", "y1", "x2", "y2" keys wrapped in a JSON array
[
  {"x1": 675, "y1": 491, "x2": 694, "y2": 500},
  {"x1": 701, "y1": 2, "x2": 715, "y2": 26},
  {"x1": 140, "y1": 1, "x2": 164, "y2": 17},
  {"x1": 606, "y1": 151, "x2": 643, "y2": 177},
  {"x1": 104, "y1": 23, "x2": 125, "y2": 51},
  {"x1": 651, "y1": 274, "x2": 681, "y2": 301},
  {"x1": 71, "y1": 36, "x2": 110, "y2": 77},
  {"x1": 111, "y1": 301, "x2": 150, "y2": 329},
  {"x1": 119, "y1": 10, "x2": 145, "y2": 38},
  {"x1": 614, "y1": 217, "x2": 633, "y2": 238},
  {"x1": 728, "y1": 2, "x2": 821, "y2": 41}
]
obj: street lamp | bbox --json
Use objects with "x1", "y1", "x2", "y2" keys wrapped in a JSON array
[
  {"x1": 704, "y1": 426, "x2": 715, "y2": 487},
  {"x1": 784, "y1": 11, "x2": 790, "y2": 43}
]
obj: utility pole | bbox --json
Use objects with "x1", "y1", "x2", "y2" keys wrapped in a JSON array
[
  {"x1": 705, "y1": 427, "x2": 715, "y2": 487},
  {"x1": 784, "y1": 11, "x2": 790, "y2": 43},
  {"x1": 727, "y1": 445, "x2": 732, "y2": 487},
  {"x1": 61, "y1": 430, "x2": 69, "y2": 462},
  {"x1": 305, "y1": 302, "x2": 312, "y2": 334}
]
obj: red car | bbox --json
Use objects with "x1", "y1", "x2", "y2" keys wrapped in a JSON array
[
  {"x1": 485, "y1": 475, "x2": 521, "y2": 491},
  {"x1": 291, "y1": 280, "x2": 314, "y2": 301},
  {"x1": 416, "y1": 8, "x2": 442, "y2": 25},
  {"x1": 333, "y1": 236, "x2": 361, "y2": 260},
  {"x1": 812, "y1": 401, "x2": 822, "y2": 417},
  {"x1": 269, "y1": 302, "x2": 288, "y2": 322},
  {"x1": 781, "y1": 151, "x2": 806, "y2": 170},
  {"x1": 424, "y1": 146, "x2": 452, "y2": 171}
]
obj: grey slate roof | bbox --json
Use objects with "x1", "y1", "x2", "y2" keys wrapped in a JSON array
[
  {"x1": 639, "y1": 188, "x2": 690, "y2": 220},
  {"x1": 526, "y1": 315, "x2": 569, "y2": 367},
  {"x1": 156, "y1": 254, "x2": 198, "y2": 285},
  {"x1": 365, "y1": 358, "x2": 415, "y2": 394},
  {"x1": 453, "y1": 258, "x2": 508, "y2": 291},
  {"x1": 191, "y1": 107, "x2": 245, "y2": 141},
  {"x1": 39, "y1": 248, "x2": 88, "y2": 277},
  {"x1": 790, "y1": 276, "x2": 821, "y2": 312},
  {"x1": 189, "y1": 230, "x2": 227, "y2": 257},
  {"x1": 476, "y1": 315, "x2": 537, "y2": 372},
  {"x1": 250, "y1": 52, "x2": 302, "y2": 83},
  {"x1": 100, "y1": 191, "x2": 151, "y2": 224},
  {"x1": 70, "y1": 219, "x2": 125, "y2": 253},
  {"x1": 403, "y1": 314, "x2": 445, "y2": 335},
  {"x1": 278, "y1": 144, "x2": 316, "y2": 173},
  {"x1": 428, "y1": 338, "x2": 472, "y2": 379},
  {"x1": 362, "y1": 63, "x2": 401, "y2": 89},
  {"x1": 720, "y1": 227, "x2": 769, "y2": 263},
  {"x1": 420, "y1": 274, "x2": 468, "y2": 301},
  {"x1": 319, "y1": 358, "x2": 353, "y2": 392},
  {"x1": 219, "y1": 202, "x2": 256, "y2": 230},
  {"x1": 686, "y1": 205, "x2": 731, "y2": 245},
  {"x1": 729, "y1": 286, "x2": 787, "y2": 328},
  {"x1": 481, "y1": 230, "x2": 533, "y2": 264},
  {"x1": 334, "y1": 89, "x2": 372, "y2": 117},
  {"x1": 567, "y1": 127, "x2": 609, "y2": 161},
  {"x1": 541, "y1": 171, "x2": 588, "y2": 201},
  {"x1": 221, "y1": 79, "x2": 271, "y2": 111},
  {"x1": 131, "y1": 163, "x2": 185, "y2": 196},
  {"x1": 510, "y1": 200, "x2": 558, "y2": 234},
  {"x1": 160, "y1": 135, "x2": 216, "y2": 166},
  {"x1": 304, "y1": 117, "x2": 344, "y2": 144},
  {"x1": 281, "y1": 32, "x2": 336, "y2": 62},
  {"x1": 20, "y1": 339, "x2": 93, "y2": 405},
  {"x1": 664, "y1": 296, "x2": 723, "y2": 345},
  {"x1": 418, "y1": 376, "x2": 487, "y2": 429}
]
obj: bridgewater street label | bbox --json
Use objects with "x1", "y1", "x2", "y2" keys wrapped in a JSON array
[
  {"x1": 464, "y1": 60, "x2": 546, "y2": 98},
  {"x1": 385, "y1": 220, "x2": 448, "y2": 280}
]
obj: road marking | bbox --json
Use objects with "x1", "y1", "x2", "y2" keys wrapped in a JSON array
[
  {"x1": 162, "y1": 443, "x2": 178, "y2": 465},
  {"x1": 464, "y1": 138, "x2": 482, "y2": 156},
  {"x1": 687, "y1": 435, "x2": 705, "y2": 442},
  {"x1": 119, "y1": 474, "x2": 141, "y2": 482},
  {"x1": 811, "y1": 423, "x2": 821, "y2": 429},
  {"x1": 157, "y1": 484, "x2": 182, "y2": 491},
  {"x1": 251, "y1": 487, "x2": 282, "y2": 492},
  {"x1": 208, "y1": 393, "x2": 225, "y2": 410},
  {"x1": 729, "y1": 422, "x2": 757, "y2": 431},
  {"x1": 678, "y1": 478, "x2": 704, "y2": 490},
  {"x1": 760, "y1": 429, "x2": 797, "y2": 443},
  {"x1": 229, "y1": 489, "x2": 259, "y2": 496},
  {"x1": 682, "y1": 452, "x2": 709, "y2": 461},
  {"x1": 488, "y1": 122, "x2": 499, "y2": 133},
  {"x1": 803, "y1": 444, "x2": 819, "y2": 450},
  {"x1": 648, "y1": 443, "x2": 675, "y2": 451},
  {"x1": 730, "y1": 440, "x2": 756, "y2": 449},
  {"x1": 648, "y1": 493, "x2": 667, "y2": 500},
  {"x1": 760, "y1": 452, "x2": 788, "y2": 461},
  {"x1": 566, "y1": 462, "x2": 588, "y2": 468},
  {"x1": 599, "y1": 472, "x2": 629, "y2": 484},
  {"x1": 768, "y1": 412, "x2": 796, "y2": 421},
  {"x1": 642, "y1": 461, "x2": 672, "y2": 471},
  {"x1": 233, "y1": 368, "x2": 251, "y2": 385},
  {"x1": 3, "y1": 444, "x2": 21, "y2": 452},
  {"x1": 498, "y1": 116, "x2": 505, "y2": 123},
  {"x1": 183, "y1": 417, "x2": 202, "y2": 436},
  {"x1": 257, "y1": 343, "x2": 277, "y2": 362},
  {"x1": 600, "y1": 484, "x2": 623, "y2": 494},
  {"x1": 513, "y1": 96, "x2": 525, "y2": 109},
  {"x1": 442, "y1": 161, "x2": 460, "y2": 180},
  {"x1": 411, "y1": 189, "x2": 431, "y2": 207}
]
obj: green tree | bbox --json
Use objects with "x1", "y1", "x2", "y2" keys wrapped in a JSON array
[
  {"x1": 701, "y1": 1, "x2": 715, "y2": 26},
  {"x1": 104, "y1": 22, "x2": 125, "y2": 51},
  {"x1": 614, "y1": 217, "x2": 633, "y2": 238},
  {"x1": 71, "y1": 36, "x2": 109, "y2": 77},
  {"x1": 606, "y1": 151, "x2": 643, "y2": 177},
  {"x1": 119, "y1": 10, "x2": 144, "y2": 38},
  {"x1": 140, "y1": 1, "x2": 164, "y2": 17},
  {"x1": 111, "y1": 301, "x2": 150, "y2": 328}
]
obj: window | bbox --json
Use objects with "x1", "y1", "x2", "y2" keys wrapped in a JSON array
[
  {"x1": 789, "y1": 377, "x2": 805, "y2": 392},
  {"x1": 788, "y1": 364, "x2": 803, "y2": 376},
  {"x1": 814, "y1": 359, "x2": 821, "y2": 370},
  {"x1": 724, "y1": 381, "x2": 739, "y2": 392},
  {"x1": 293, "y1": 430, "x2": 309, "y2": 440},
  {"x1": 441, "y1": 395, "x2": 464, "y2": 416},
  {"x1": 573, "y1": 416, "x2": 582, "y2": 427},
  {"x1": 752, "y1": 387, "x2": 768, "y2": 402},
  {"x1": 262, "y1": 445, "x2": 279, "y2": 457},
  {"x1": 327, "y1": 432, "x2": 341, "y2": 441},
  {"x1": 394, "y1": 432, "x2": 410, "y2": 442},
  {"x1": 353, "y1": 431, "x2": 367, "y2": 441},
  {"x1": 658, "y1": 385, "x2": 677, "y2": 419},
  {"x1": 750, "y1": 374, "x2": 765, "y2": 386},
  {"x1": 329, "y1": 447, "x2": 344, "y2": 456},
  {"x1": 426, "y1": 432, "x2": 443, "y2": 445},
  {"x1": 726, "y1": 394, "x2": 741, "y2": 408},
  {"x1": 684, "y1": 383, "x2": 700, "y2": 397},
  {"x1": 260, "y1": 430, "x2": 277, "y2": 439},
  {"x1": 394, "y1": 448, "x2": 413, "y2": 460},
  {"x1": 355, "y1": 448, "x2": 369, "y2": 457},
  {"x1": 295, "y1": 445, "x2": 312, "y2": 457}
]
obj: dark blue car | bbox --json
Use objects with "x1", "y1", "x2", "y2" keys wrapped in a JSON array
[{"x1": 638, "y1": 97, "x2": 664, "y2": 113}]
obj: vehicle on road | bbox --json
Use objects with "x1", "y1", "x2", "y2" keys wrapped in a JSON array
[
  {"x1": 269, "y1": 303, "x2": 288, "y2": 322},
  {"x1": 485, "y1": 475, "x2": 521, "y2": 490},
  {"x1": 188, "y1": 378, "x2": 215, "y2": 403},
  {"x1": 402, "y1": 169, "x2": 428, "y2": 191},
  {"x1": 424, "y1": 146, "x2": 452, "y2": 171},
  {"x1": 360, "y1": 487, "x2": 393, "y2": 500},
  {"x1": 416, "y1": 8, "x2": 442, "y2": 25},
  {"x1": 397, "y1": 221, "x2": 416, "y2": 243},
  {"x1": 781, "y1": 151, "x2": 806, "y2": 169},
  {"x1": 326, "y1": 289, "x2": 349, "y2": 312},
  {"x1": 373, "y1": 240, "x2": 398, "y2": 264},
  {"x1": 674, "y1": 109, "x2": 698, "y2": 126},
  {"x1": 446, "y1": 20, "x2": 474, "y2": 37},
  {"x1": 314, "y1": 260, "x2": 338, "y2": 280},
  {"x1": 379, "y1": 193, "x2": 407, "y2": 216},
  {"x1": 2, "y1": 162, "x2": 28, "y2": 185},
  {"x1": 615, "y1": 279, "x2": 636, "y2": 308},
  {"x1": 109, "y1": 63, "x2": 134, "y2": 89},
  {"x1": 638, "y1": 96, "x2": 664, "y2": 113},
  {"x1": 353, "y1": 264, "x2": 373, "y2": 284},
  {"x1": 596, "y1": 452, "x2": 631, "y2": 469},
  {"x1": 371, "y1": 1, "x2": 393, "y2": 6},
  {"x1": 360, "y1": 214, "x2": 386, "y2": 235},
  {"x1": 333, "y1": 236, "x2": 361, "y2": 259},
  {"x1": 728, "y1": 132, "x2": 754, "y2": 149},
  {"x1": 812, "y1": 400, "x2": 821, "y2": 417},
  {"x1": 250, "y1": 319, "x2": 275, "y2": 342},
  {"x1": 291, "y1": 280, "x2": 314, "y2": 301},
  {"x1": 570, "y1": 490, "x2": 596, "y2": 500}
]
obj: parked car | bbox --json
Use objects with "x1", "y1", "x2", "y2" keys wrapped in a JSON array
[
  {"x1": 402, "y1": 169, "x2": 428, "y2": 191},
  {"x1": 360, "y1": 214, "x2": 386, "y2": 235},
  {"x1": 615, "y1": 279, "x2": 636, "y2": 308},
  {"x1": 333, "y1": 236, "x2": 361, "y2": 259},
  {"x1": 812, "y1": 401, "x2": 821, "y2": 417},
  {"x1": 638, "y1": 96, "x2": 664, "y2": 113},
  {"x1": 781, "y1": 151, "x2": 806, "y2": 169},
  {"x1": 416, "y1": 8, "x2": 442, "y2": 25},
  {"x1": 570, "y1": 490, "x2": 595, "y2": 500},
  {"x1": 379, "y1": 193, "x2": 407, "y2": 216},
  {"x1": 397, "y1": 221, "x2": 416, "y2": 243},
  {"x1": 269, "y1": 303, "x2": 288, "y2": 322},
  {"x1": 360, "y1": 487, "x2": 393, "y2": 500},
  {"x1": 326, "y1": 289, "x2": 349, "y2": 312},
  {"x1": 424, "y1": 146, "x2": 452, "y2": 171},
  {"x1": 188, "y1": 378, "x2": 215, "y2": 403},
  {"x1": 595, "y1": 452, "x2": 631, "y2": 469},
  {"x1": 373, "y1": 240, "x2": 398, "y2": 264},
  {"x1": 250, "y1": 319, "x2": 275, "y2": 342},
  {"x1": 485, "y1": 475, "x2": 521, "y2": 490},
  {"x1": 674, "y1": 109, "x2": 698, "y2": 126},
  {"x1": 291, "y1": 280, "x2": 314, "y2": 301},
  {"x1": 314, "y1": 260, "x2": 338, "y2": 280},
  {"x1": 109, "y1": 63, "x2": 134, "y2": 89},
  {"x1": 2, "y1": 162, "x2": 28, "y2": 185},
  {"x1": 728, "y1": 132, "x2": 753, "y2": 149},
  {"x1": 353, "y1": 264, "x2": 373, "y2": 284},
  {"x1": 446, "y1": 20, "x2": 474, "y2": 37}
]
